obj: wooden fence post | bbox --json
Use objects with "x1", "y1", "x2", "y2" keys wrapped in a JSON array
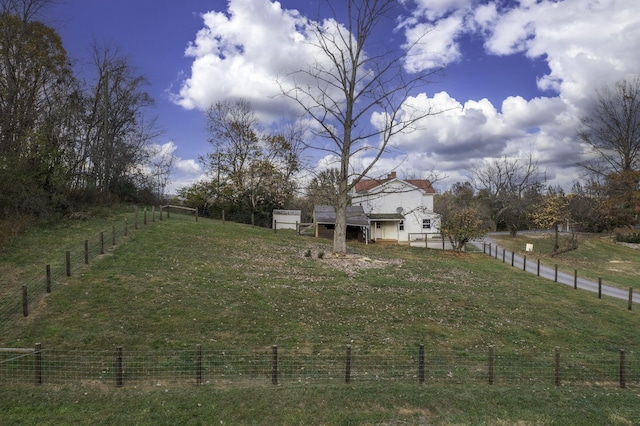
[
  {"x1": 523, "y1": 255, "x2": 527, "y2": 271},
  {"x1": 159, "y1": 206, "x2": 163, "y2": 221},
  {"x1": 345, "y1": 345, "x2": 352, "y2": 384},
  {"x1": 222, "y1": 210, "x2": 225, "y2": 224},
  {"x1": 135, "y1": 210, "x2": 139, "y2": 230},
  {"x1": 537, "y1": 258, "x2": 540, "y2": 276},
  {"x1": 124, "y1": 219, "x2": 128, "y2": 237},
  {"x1": 495, "y1": 245, "x2": 498, "y2": 258},
  {"x1": 100, "y1": 232, "x2": 104, "y2": 255},
  {"x1": 116, "y1": 346, "x2": 123, "y2": 387},
  {"x1": 195, "y1": 208, "x2": 198, "y2": 222},
  {"x1": 35, "y1": 343, "x2": 42, "y2": 384},
  {"x1": 554, "y1": 348, "x2": 560, "y2": 386},
  {"x1": 628, "y1": 287, "x2": 633, "y2": 311},
  {"x1": 418, "y1": 344, "x2": 425, "y2": 384},
  {"x1": 65, "y1": 251, "x2": 71, "y2": 277},
  {"x1": 22, "y1": 285, "x2": 28, "y2": 317},
  {"x1": 144, "y1": 208, "x2": 147, "y2": 226},
  {"x1": 112, "y1": 225, "x2": 116, "y2": 246},
  {"x1": 511, "y1": 251, "x2": 514, "y2": 267},
  {"x1": 574, "y1": 270, "x2": 578, "y2": 289},
  {"x1": 84, "y1": 240, "x2": 89, "y2": 264},
  {"x1": 274, "y1": 220, "x2": 277, "y2": 233},
  {"x1": 502, "y1": 248, "x2": 505, "y2": 263},
  {"x1": 46, "y1": 264, "x2": 51, "y2": 293},
  {"x1": 196, "y1": 344, "x2": 202, "y2": 385},
  {"x1": 271, "y1": 345, "x2": 278, "y2": 385},
  {"x1": 152, "y1": 206, "x2": 155, "y2": 223},
  {"x1": 488, "y1": 345, "x2": 495, "y2": 385},
  {"x1": 598, "y1": 277, "x2": 602, "y2": 299},
  {"x1": 554, "y1": 264, "x2": 558, "y2": 283},
  {"x1": 620, "y1": 349, "x2": 626, "y2": 389}
]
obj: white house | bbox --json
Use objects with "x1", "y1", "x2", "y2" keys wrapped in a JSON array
[{"x1": 351, "y1": 172, "x2": 440, "y2": 244}]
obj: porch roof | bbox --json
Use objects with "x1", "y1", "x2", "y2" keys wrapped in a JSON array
[{"x1": 369, "y1": 213, "x2": 404, "y2": 221}]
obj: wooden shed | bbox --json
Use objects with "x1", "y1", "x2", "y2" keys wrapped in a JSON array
[{"x1": 313, "y1": 205, "x2": 369, "y2": 242}]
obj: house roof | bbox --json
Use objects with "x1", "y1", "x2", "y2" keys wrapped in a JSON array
[
  {"x1": 313, "y1": 205, "x2": 369, "y2": 227},
  {"x1": 354, "y1": 177, "x2": 435, "y2": 194}
]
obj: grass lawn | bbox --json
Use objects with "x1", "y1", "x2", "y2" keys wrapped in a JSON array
[
  {"x1": 489, "y1": 232, "x2": 640, "y2": 291},
  {"x1": 1, "y1": 210, "x2": 640, "y2": 424}
]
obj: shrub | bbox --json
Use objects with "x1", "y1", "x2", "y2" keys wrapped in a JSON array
[{"x1": 615, "y1": 232, "x2": 640, "y2": 243}]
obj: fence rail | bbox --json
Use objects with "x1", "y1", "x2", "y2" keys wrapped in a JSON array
[{"x1": 1, "y1": 344, "x2": 638, "y2": 389}]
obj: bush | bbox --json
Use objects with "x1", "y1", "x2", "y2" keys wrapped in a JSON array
[{"x1": 615, "y1": 232, "x2": 640, "y2": 243}]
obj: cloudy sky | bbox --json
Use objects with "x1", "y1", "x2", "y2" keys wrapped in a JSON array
[{"x1": 55, "y1": 0, "x2": 640, "y2": 192}]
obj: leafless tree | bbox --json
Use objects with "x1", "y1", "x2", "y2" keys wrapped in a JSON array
[
  {"x1": 579, "y1": 76, "x2": 640, "y2": 176},
  {"x1": 469, "y1": 154, "x2": 544, "y2": 236},
  {"x1": 578, "y1": 77, "x2": 640, "y2": 225},
  {"x1": 83, "y1": 42, "x2": 158, "y2": 202},
  {"x1": 280, "y1": 0, "x2": 441, "y2": 254}
]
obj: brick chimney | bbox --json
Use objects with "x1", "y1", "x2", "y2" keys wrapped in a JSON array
[{"x1": 387, "y1": 171, "x2": 397, "y2": 179}]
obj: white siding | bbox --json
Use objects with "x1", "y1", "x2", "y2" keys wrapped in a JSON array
[{"x1": 352, "y1": 179, "x2": 439, "y2": 242}]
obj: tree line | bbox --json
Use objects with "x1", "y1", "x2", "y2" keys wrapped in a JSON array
[
  {"x1": 437, "y1": 77, "x2": 640, "y2": 253},
  {"x1": 0, "y1": 0, "x2": 166, "y2": 220}
]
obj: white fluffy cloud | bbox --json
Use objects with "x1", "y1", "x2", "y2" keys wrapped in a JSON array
[
  {"x1": 173, "y1": 0, "x2": 640, "y2": 190},
  {"x1": 172, "y1": 0, "x2": 310, "y2": 119}
]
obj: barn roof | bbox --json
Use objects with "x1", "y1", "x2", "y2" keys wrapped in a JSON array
[{"x1": 313, "y1": 205, "x2": 369, "y2": 227}]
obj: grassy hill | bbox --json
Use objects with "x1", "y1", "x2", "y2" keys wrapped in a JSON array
[{"x1": 1, "y1": 210, "x2": 639, "y2": 425}]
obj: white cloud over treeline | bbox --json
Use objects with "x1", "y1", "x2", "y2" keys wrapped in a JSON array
[{"x1": 172, "y1": 0, "x2": 640, "y2": 190}]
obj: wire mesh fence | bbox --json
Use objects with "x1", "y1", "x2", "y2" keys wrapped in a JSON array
[
  {"x1": 0, "y1": 206, "x2": 196, "y2": 335},
  {"x1": 1, "y1": 345, "x2": 637, "y2": 389}
]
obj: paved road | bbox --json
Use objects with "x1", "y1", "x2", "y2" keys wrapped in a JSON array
[{"x1": 470, "y1": 236, "x2": 640, "y2": 305}]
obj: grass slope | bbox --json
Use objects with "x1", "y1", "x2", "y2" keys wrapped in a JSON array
[{"x1": 1, "y1": 212, "x2": 640, "y2": 424}]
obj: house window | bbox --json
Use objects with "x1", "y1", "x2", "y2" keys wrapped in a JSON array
[
  {"x1": 399, "y1": 220, "x2": 404, "y2": 231},
  {"x1": 375, "y1": 222, "x2": 381, "y2": 229},
  {"x1": 422, "y1": 219, "x2": 431, "y2": 230}
]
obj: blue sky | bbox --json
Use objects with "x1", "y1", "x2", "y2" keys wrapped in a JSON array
[{"x1": 53, "y1": 0, "x2": 640, "y2": 193}]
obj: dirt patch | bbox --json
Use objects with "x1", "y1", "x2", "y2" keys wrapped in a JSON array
[{"x1": 319, "y1": 253, "x2": 402, "y2": 275}]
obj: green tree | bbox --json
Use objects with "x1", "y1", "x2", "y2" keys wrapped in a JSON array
[
  {"x1": 201, "y1": 100, "x2": 303, "y2": 225},
  {"x1": 0, "y1": 1, "x2": 76, "y2": 214},
  {"x1": 435, "y1": 183, "x2": 492, "y2": 252}
]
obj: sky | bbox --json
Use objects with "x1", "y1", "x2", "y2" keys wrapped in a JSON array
[{"x1": 52, "y1": 0, "x2": 640, "y2": 194}]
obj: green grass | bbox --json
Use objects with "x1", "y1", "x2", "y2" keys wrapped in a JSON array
[
  {"x1": 1, "y1": 212, "x2": 640, "y2": 424},
  {"x1": 490, "y1": 232, "x2": 640, "y2": 290}
]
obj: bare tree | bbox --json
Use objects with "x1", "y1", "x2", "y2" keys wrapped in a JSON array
[
  {"x1": 579, "y1": 76, "x2": 640, "y2": 176},
  {"x1": 83, "y1": 42, "x2": 158, "y2": 202},
  {"x1": 280, "y1": 0, "x2": 440, "y2": 254},
  {"x1": 579, "y1": 77, "x2": 640, "y2": 225},
  {"x1": 469, "y1": 154, "x2": 544, "y2": 236}
]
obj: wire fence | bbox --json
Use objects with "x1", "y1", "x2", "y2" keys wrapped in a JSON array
[
  {"x1": 1, "y1": 345, "x2": 638, "y2": 388},
  {"x1": 0, "y1": 206, "x2": 196, "y2": 335}
]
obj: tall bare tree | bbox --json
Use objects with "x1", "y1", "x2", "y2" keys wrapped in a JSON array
[
  {"x1": 83, "y1": 42, "x2": 158, "y2": 202},
  {"x1": 579, "y1": 76, "x2": 640, "y2": 175},
  {"x1": 469, "y1": 154, "x2": 544, "y2": 236},
  {"x1": 280, "y1": 0, "x2": 440, "y2": 254},
  {"x1": 579, "y1": 77, "x2": 640, "y2": 225}
]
